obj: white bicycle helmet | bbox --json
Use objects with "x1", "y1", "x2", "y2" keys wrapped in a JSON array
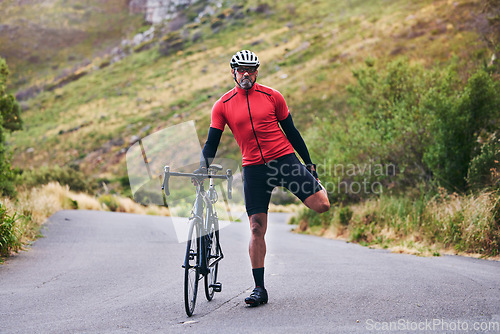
[{"x1": 230, "y1": 50, "x2": 260, "y2": 69}]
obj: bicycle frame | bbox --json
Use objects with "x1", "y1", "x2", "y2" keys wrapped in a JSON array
[
  {"x1": 190, "y1": 176, "x2": 223, "y2": 276},
  {"x1": 162, "y1": 166, "x2": 232, "y2": 275},
  {"x1": 162, "y1": 165, "x2": 232, "y2": 316}
]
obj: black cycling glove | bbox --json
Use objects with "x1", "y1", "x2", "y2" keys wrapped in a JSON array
[
  {"x1": 193, "y1": 166, "x2": 208, "y2": 175},
  {"x1": 306, "y1": 163, "x2": 319, "y2": 179}
]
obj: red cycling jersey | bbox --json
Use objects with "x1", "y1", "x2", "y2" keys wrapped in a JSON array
[{"x1": 210, "y1": 83, "x2": 295, "y2": 166}]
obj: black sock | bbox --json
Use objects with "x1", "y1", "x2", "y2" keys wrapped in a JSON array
[{"x1": 252, "y1": 267, "x2": 265, "y2": 288}]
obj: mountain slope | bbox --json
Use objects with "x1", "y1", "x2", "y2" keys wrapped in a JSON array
[
  {"x1": 0, "y1": 0, "x2": 144, "y2": 93},
  {"x1": 5, "y1": 0, "x2": 495, "y2": 192}
]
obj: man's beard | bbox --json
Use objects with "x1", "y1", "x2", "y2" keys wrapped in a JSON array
[{"x1": 240, "y1": 77, "x2": 254, "y2": 90}]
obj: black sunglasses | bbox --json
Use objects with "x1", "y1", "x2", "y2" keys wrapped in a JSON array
[{"x1": 236, "y1": 67, "x2": 258, "y2": 74}]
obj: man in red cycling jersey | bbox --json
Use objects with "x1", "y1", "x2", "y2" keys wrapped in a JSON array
[{"x1": 197, "y1": 50, "x2": 330, "y2": 307}]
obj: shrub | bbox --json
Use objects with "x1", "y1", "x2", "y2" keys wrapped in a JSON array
[
  {"x1": 0, "y1": 57, "x2": 23, "y2": 197},
  {"x1": 0, "y1": 203, "x2": 24, "y2": 259},
  {"x1": 423, "y1": 70, "x2": 500, "y2": 192},
  {"x1": 0, "y1": 147, "x2": 16, "y2": 197},
  {"x1": 467, "y1": 134, "x2": 500, "y2": 191},
  {"x1": 98, "y1": 194, "x2": 119, "y2": 212},
  {"x1": 427, "y1": 191, "x2": 500, "y2": 256},
  {"x1": 19, "y1": 166, "x2": 91, "y2": 193},
  {"x1": 295, "y1": 191, "x2": 500, "y2": 257},
  {"x1": 159, "y1": 32, "x2": 184, "y2": 57},
  {"x1": 309, "y1": 58, "x2": 500, "y2": 202},
  {"x1": 339, "y1": 206, "x2": 353, "y2": 226},
  {"x1": 62, "y1": 197, "x2": 78, "y2": 210}
]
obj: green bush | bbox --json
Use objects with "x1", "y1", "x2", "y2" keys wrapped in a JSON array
[
  {"x1": 19, "y1": 166, "x2": 91, "y2": 193},
  {"x1": 319, "y1": 58, "x2": 437, "y2": 201},
  {"x1": 98, "y1": 194, "x2": 119, "y2": 212},
  {"x1": 338, "y1": 206, "x2": 353, "y2": 226},
  {"x1": 308, "y1": 58, "x2": 500, "y2": 202},
  {"x1": 0, "y1": 58, "x2": 23, "y2": 197},
  {"x1": 299, "y1": 207, "x2": 328, "y2": 228},
  {"x1": 467, "y1": 134, "x2": 500, "y2": 191},
  {"x1": 0, "y1": 203, "x2": 24, "y2": 259},
  {"x1": 63, "y1": 197, "x2": 78, "y2": 210},
  {"x1": 0, "y1": 146, "x2": 16, "y2": 197},
  {"x1": 423, "y1": 70, "x2": 500, "y2": 192},
  {"x1": 159, "y1": 32, "x2": 184, "y2": 56}
]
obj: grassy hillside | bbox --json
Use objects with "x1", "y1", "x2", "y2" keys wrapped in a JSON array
[
  {"x1": 6, "y1": 0, "x2": 494, "y2": 194},
  {"x1": 0, "y1": 0, "x2": 145, "y2": 94}
]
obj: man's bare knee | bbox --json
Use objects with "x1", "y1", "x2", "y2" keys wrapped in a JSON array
[
  {"x1": 251, "y1": 224, "x2": 264, "y2": 237},
  {"x1": 250, "y1": 214, "x2": 267, "y2": 237},
  {"x1": 314, "y1": 201, "x2": 330, "y2": 213}
]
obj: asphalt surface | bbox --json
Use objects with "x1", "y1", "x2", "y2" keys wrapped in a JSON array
[{"x1": 0, "y1": 210, "x2": 499, "y2": 333}]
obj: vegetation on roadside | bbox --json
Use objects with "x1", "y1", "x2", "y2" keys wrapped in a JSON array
[
  {"x1": 0, "y1": 203, "x2": 26, "y2": 261},
  {"x1": 307, "y1": 58, "x2": 499, "y2": 201},
  {"x1": 0, "y1": 58, "x2": 23, "y2": 197},
  {"x1": 17, "y1": 165, "x2": 93, "y2": 193},
  {"x1": 292, "y1": 190, "x2": 500, "y2": 258},
  {"x1": 295, "y1": 55, "x2": 500, "y2": 257}
]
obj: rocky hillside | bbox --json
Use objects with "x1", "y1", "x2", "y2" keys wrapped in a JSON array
[{"x1": 130, "y1": 0, "x2": 220, "y2": 24}]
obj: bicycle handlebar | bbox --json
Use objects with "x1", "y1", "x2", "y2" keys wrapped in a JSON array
[{"x1": 162, "y1": 165, "x2": 233, "y2": 199}]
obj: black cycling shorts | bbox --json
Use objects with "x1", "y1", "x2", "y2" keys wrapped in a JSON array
[{"x1": 242, "y1": 153, "x2": 323, "y2": 216}]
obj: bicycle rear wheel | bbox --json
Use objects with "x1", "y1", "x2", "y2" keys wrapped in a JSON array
[
  {"x1": 204, "y1": 216, "x2": 220, "y2": 301},
  {"x1": 184, "y1": 218, "x2": 200, "y2": 317}
]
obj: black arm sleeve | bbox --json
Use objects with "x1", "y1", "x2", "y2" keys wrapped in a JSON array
[
  {"x1": 200, "y1": 127, "x2": 223, "y2": 168},
  {"x1": 279, "y1": 114, "x2": 313, "y2": 165}
]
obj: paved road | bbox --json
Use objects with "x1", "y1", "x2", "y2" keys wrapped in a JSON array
[{"x1": 1, "y1": 210, "x2": 499, "y2": 333}]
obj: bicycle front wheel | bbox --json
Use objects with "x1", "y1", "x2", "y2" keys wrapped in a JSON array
[
  {"x1": 204, "y1": 217, "x2": 220, "y2": 301},
  {"x1": 184, "y1": 218, "x2": 200, "y2": 317}
]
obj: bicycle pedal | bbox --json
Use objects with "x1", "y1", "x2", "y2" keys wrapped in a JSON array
[{"x1": 210, "y1": 282, "x2": 222, "y2": 292}]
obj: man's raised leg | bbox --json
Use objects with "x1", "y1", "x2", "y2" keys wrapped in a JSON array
[{"x1": 304, "y1": 187, "x2": 330, "y2": 213}]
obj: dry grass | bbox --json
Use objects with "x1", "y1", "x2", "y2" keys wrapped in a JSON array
[
  {"x1": 16, "y1": 183, "x2": 75, "y2": 227},
  {"x1": 269, "y1": 203, "x2": 302, "y2": 213},
  {"x1": 116, "y1": 196, "x2": 170, "y2": 215},
  {"x1": 295, "y1": 190, "x2": 500, "y2": 259},
  {"x1": 69, "y1": 192, "x2": 102, "y2": 210}
]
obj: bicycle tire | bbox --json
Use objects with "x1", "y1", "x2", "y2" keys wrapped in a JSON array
[
  {"x1": 204, "y1": 216, "x2": 220, "y2": 301},
  {"x1": 184, "y1": 218, "x2": 200, "y2": 317}
]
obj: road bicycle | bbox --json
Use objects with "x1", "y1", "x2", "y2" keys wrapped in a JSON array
[{"x1": 162, "y1": 164, "x2": 233, "y2": 317}]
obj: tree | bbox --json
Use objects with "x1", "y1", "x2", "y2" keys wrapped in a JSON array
[
  {"x1": 423, "y1": 70, "x2": 500, "y2": 192},
  {"x1": 0, "y1": 57, "x2": 23, "y2": 197}
]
